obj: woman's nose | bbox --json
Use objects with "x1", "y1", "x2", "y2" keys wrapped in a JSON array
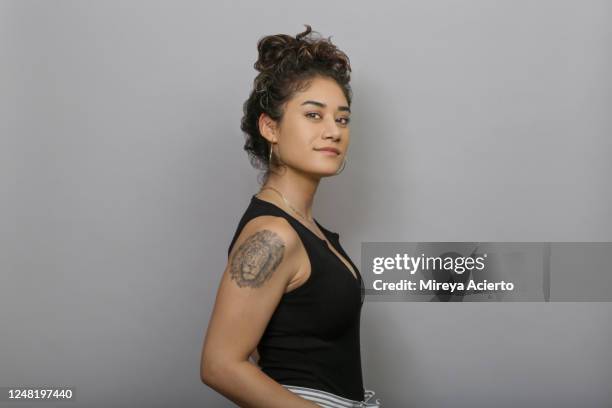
[{"x1": 323, "y1": 118, "x2": 342, "y2": 140}]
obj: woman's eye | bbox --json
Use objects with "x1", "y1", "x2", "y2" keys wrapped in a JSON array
[{"x1": 305, "y1": 112, "x2": 351, "y2": 125}]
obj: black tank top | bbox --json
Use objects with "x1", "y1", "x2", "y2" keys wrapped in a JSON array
[{"x1": 227, "y1": 194, "x2": 366, "y2": 401}]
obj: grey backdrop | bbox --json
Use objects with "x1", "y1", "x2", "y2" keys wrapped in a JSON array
[{"x1": 1, "y1": 1, "x2": 611, "y2": 407}]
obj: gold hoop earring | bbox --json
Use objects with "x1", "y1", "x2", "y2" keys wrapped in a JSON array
[
  {"x1": 268, "y1": 143, "x2": 273, "y2": 165},
  {"x1": 335, "y1": 157, "x2": 347, "y2": 175}
]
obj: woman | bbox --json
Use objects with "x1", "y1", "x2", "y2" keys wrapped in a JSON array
[{"x1": 200, "y1": 25, "x2": 381, "y2": 408}]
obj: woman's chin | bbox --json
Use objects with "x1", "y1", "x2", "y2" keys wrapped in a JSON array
[
  {"x1": 295, "y1": 165, "x2": 340, "y2": 178},
  {"x1": 316, "y1": 168, "x2": 341, "y2": 177}
]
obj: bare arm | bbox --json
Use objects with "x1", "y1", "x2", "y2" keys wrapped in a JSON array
[{"x1": 200, "y1": 218, "x2": 319, "y2": 408}]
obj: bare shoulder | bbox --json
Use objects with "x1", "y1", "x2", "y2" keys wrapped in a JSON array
[{"x1": 228, "y1": 216, "x2": 301, "y2": 288}]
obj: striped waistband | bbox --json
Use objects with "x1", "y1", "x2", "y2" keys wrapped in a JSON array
[{"x1": 282, "y1": 384, "x2": 382, "y2": 408}]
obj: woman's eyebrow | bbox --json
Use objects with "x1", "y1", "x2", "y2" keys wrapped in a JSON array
[{"x1": 300, "y1": 100, "x2": 351, "y2": 113}]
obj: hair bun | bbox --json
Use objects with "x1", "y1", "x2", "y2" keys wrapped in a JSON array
[
  {"x1": 254, "y1": 25, "x2": 318, "y2": 73},
  {"x1": 254, "y1": 34, "x2": 295, "y2": 72}
]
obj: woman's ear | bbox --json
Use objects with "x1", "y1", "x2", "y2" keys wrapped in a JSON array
[{"x1": 258, "y1": 113, "x2": 277, "y2": 143}]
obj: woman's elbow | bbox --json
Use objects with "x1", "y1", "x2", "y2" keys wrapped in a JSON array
[
  {"x1": 200, "y1": 355, "x2": 221, "y2": 386},
  {"x1": 201, "y1": 353, "x2": 242, "y2": 388}
]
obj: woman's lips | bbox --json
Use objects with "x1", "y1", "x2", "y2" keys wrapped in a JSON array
[{"x1": 314, "y1": 148, "x2": 340, "y2": 156}]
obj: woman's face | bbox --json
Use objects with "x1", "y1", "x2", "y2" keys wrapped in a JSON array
[{"x1": 263, "y1": 76, "x2": 351, "y2": 178}]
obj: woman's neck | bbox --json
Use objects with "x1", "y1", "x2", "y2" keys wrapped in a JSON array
[{"x1": 260, "y1": 168, "x2": 320, "y2": 220}]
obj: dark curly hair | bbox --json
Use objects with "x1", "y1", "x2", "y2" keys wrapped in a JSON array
[{"x1": 240, "y1": 24, "x2": 352, "y2": 184}]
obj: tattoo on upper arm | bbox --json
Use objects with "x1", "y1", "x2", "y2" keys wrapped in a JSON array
[{"x1": 230, "y1": 229, "x2": 285, "y2": 288}]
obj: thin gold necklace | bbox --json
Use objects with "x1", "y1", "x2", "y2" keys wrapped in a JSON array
[
  {"x1": 258, "y1": 186, "x2": 314, "y2": 224},
  {"x1": 258, "y1": 187, "x2": 332, "y2": 246}
]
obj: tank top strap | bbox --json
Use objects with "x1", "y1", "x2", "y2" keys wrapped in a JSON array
[{"x1": 227, "y1": 194, "x2": 328, "y2": 258}]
